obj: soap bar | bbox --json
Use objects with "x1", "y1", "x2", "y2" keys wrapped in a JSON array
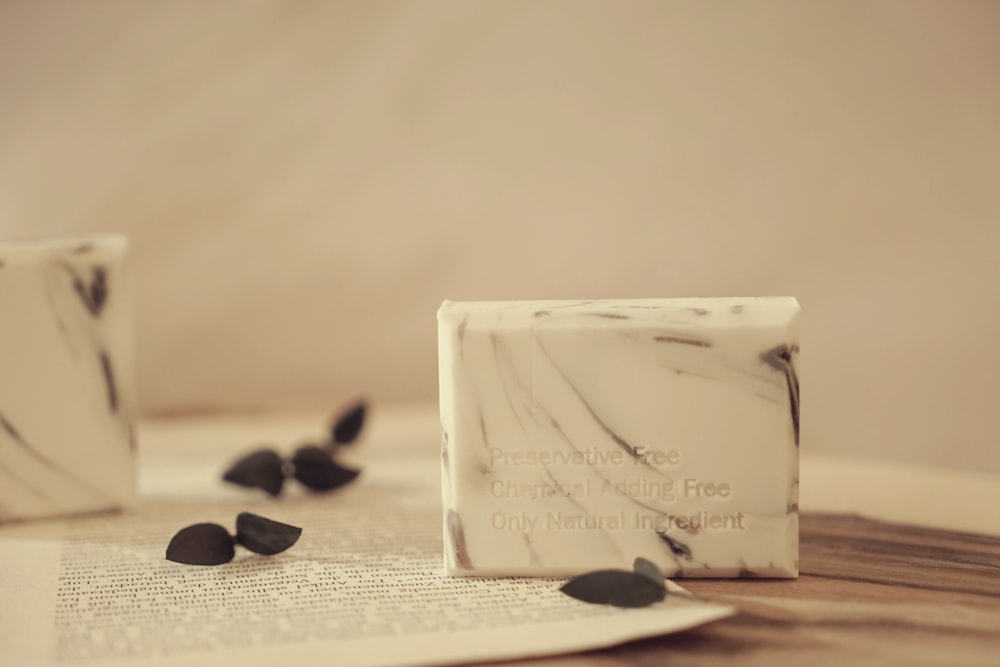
[
  {"x1": 438, "y1": 297, "x2": 799, "y2": 578},
  {"x1": 0, "y1": 236, "x2": 137, "y2": 521}
]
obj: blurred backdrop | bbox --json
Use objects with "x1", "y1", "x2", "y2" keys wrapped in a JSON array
[{"x1": 1, "y1": 1, "x2": 998, "y2": 472}]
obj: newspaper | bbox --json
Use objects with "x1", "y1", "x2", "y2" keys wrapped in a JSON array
[{"x1": 0, "y1": 411, "x2": 733, "y2": 666}]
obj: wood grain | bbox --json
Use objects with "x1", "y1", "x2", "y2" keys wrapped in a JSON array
[{"x1": 496, "y1": 513, "x2": 1000, "y2": 667}]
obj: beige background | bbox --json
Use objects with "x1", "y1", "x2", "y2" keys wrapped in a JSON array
[{"x1": 1, "y1": 1, "x2": 998, "y2": 472}]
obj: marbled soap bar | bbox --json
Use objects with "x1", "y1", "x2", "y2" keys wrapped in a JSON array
[
  {"x1": 0, "y1": 236, "x2": 137, "y2": 521},
  {"x1": 438, "y1": 297, "x2": 799, "y2": 578}
]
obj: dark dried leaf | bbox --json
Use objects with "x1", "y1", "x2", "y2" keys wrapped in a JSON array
[
  {"x1": 166, "y1": 523, "x2": 235, "y2": 565},
  {"x1": 331, "y1": 400, "x2": 367, "y2": 445},
  {"x1": 633, "y1": 557, "x2": 666, "y2": 588},
  {"x1": 292, "y1": 445, "x2": 360, "y2": 491},
  {"x1": 235, "y1": 512, "x2": 302, "y2": 555},
  {"x1": 222, "y1": 448, "x2": 286, "y2": 496},
  {"x1": 560, "y1": 570, "x2": 667, "y2": 608}
]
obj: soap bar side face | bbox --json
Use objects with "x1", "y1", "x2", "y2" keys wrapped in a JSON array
[
  {"x1": 0, "y1": 236, "x2": 137, "y2": 521},
  {"x1": 439, "y1": 298, "x2": 799, "y2": 578}
]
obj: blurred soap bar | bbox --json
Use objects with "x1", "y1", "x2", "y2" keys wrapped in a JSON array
[
  {"x1": 438, "y1": 297, "x2": 799, "y2": 578},
  {"x1": 0, "y1": 236, "x2": 137, "y2": 521}
]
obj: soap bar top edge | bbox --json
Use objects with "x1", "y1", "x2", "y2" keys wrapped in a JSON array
[
  {"x1": 0, "y1": 234, "x2": 128, "y2": 264},
  {"x1": 438, "y1": 297, "x2": 800, "y2": 328}
]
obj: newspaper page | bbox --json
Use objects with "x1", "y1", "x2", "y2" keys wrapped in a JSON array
[{"x1": 0, "y1": 411, "x2": 733, "y2": 667}]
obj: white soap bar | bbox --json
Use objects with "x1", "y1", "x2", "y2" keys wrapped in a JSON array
[
  {"x1": 438, "y1": 297, "x2": 799, "y2": 578},
  {"x1": 0, "y1": 236, "x2": 137, "y2": 521}
]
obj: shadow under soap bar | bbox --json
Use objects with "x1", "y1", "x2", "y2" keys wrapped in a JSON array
[{"x1": 438, "y1": 298, "x2": 799, "y2": 578}]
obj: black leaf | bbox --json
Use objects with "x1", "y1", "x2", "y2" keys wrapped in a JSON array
[
  {"x1": 560, "y1": 570, "x2": 667, "y2": 608},
  {"x1": 222, "y1": 449, "x2": 286, "y2": 496},
  {"x1": 632, "y1": 557, "x2": 666, "y2": 588},
  {"x1": 331, "y1": 400, "x2": 367, "y2": 445},
  {"x1": 166, "y1": 523, "x2": 235, "y2": 565},
  {"x1": 292, "y1": 445, "x2": 360, "y2": 491},
  {"x1": 235, "y1": 512, "x2": 302, "y2": 555}
]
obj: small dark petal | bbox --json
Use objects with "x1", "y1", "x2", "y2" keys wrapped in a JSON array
[
  {"x1": 166, "y1": 523, "x2": 235, "y2": 565},
  {"x1": 222, "y1": 449, "x2": 286, "y2": 496},
  {"x1": 331, "y1": 400, "x2": 367, "y2": 445},
  {"x1": 235, "y1": 512, "x2": 302, "y2": 555},
  {"x1": 292, "y1": 446, "x2": 360, "y2": 491},
  {"x1": 560, "y1": 570, "x2": 667, "y2": 608},
  {"x1": 633, "y1": 557, "x2": 666, "y2": 588}
]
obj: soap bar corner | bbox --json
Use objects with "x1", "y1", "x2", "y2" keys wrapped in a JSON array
[{"x1": 0, "y1": 235, "x2": 138, "y2": 522}]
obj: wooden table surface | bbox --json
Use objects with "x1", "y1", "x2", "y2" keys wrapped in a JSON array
[
  {"x1": 496, "y1": 456, "x2": 1000, "y2": 666},
  {"x1": 535, "y1": 513, "x2": 999, "y2": 667},
  {"x1": 479, "y1": 453, "x2": 1000, "y2": 667}
]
